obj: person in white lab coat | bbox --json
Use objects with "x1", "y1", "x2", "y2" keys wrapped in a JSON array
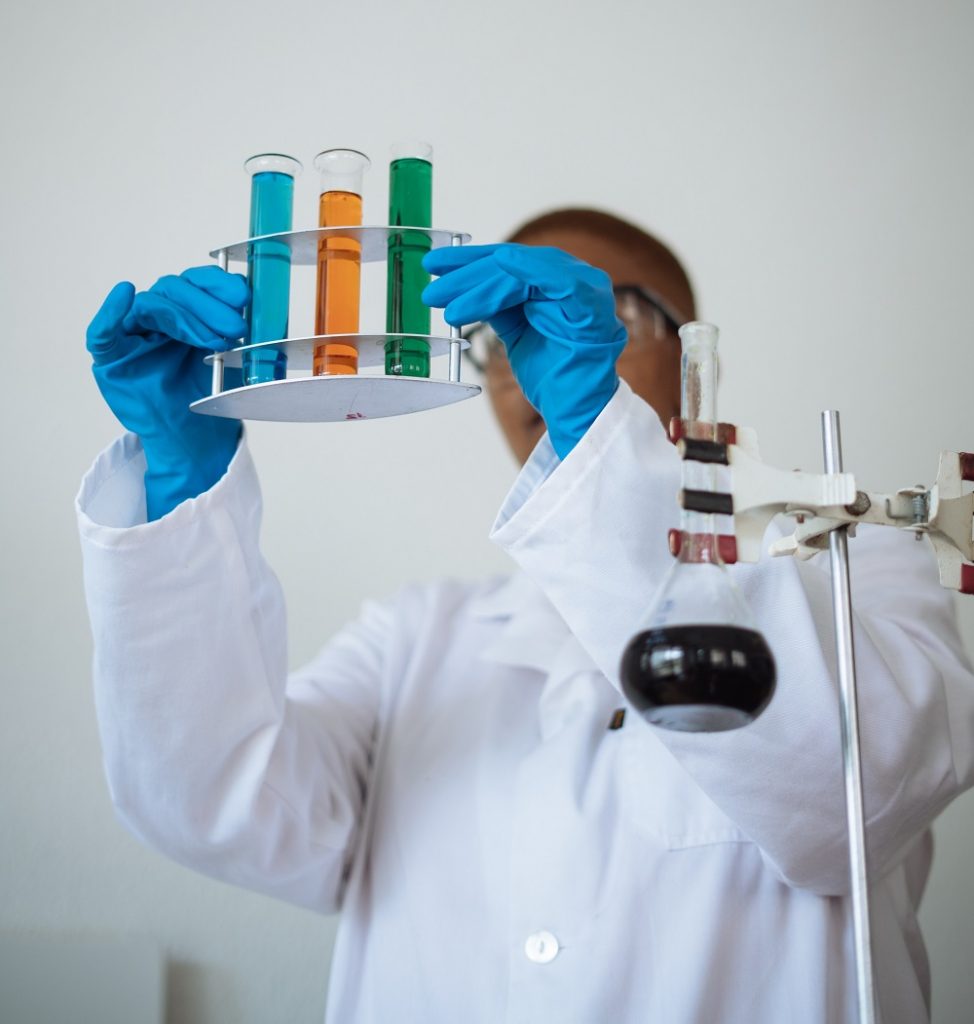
[{"x1": 77, "y1": 207, "x2": 974, "y2": 1024}]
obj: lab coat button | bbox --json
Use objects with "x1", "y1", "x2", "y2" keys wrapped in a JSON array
[{"x1": 524, "y1": 930, "x2": 560, "y2": 964}]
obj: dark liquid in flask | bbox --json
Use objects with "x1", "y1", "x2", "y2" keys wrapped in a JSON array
[{"x1": 620, "y1": 624, "x2": 776, "y2": 732}]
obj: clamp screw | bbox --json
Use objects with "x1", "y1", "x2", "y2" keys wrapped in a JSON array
[{"x1": 910, "y1": 488, "x2": 930, "y2": 538}]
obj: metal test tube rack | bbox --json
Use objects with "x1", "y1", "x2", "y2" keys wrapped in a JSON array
[{"x1": 192, "y1": 226, "x2": 478, "y2": 423}]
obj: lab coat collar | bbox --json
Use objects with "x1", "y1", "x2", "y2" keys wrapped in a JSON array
[
  {"x1": 469, "y1": 572, "x2": 546, "y2": 621},
  {"x1": 473, "y1": 573, "x2": 597, "y2": 683},
  {"x1": 472, "y1": 573, "x2": 612, "y2": 739}
]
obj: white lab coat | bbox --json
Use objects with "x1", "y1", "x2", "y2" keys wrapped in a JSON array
[{"x1": 76, "y1": 382, "x2": 974, "y2": 1024}]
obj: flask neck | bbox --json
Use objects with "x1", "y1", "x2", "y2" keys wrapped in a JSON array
[
  {"x1": 679, "y1": 322, "x2": 719, "y2": 438},
  {"x1": 676, "y1": 322, "x2": 723, "y2": 565},
  {"x1": 676, "y1": 519, "x2": 724, "y2": 566}
]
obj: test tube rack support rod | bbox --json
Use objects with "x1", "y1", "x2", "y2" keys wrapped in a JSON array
[{"x1": 193, "y1": 227, "x2": 478, "y2": 424}]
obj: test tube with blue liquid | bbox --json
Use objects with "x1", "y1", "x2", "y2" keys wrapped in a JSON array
[{"x1": 243, "y1": 154, "x2": 301, "y2": 386}]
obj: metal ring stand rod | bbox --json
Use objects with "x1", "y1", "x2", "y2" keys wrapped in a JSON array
[{"x1": 821, "y1": 409, "x2": 877, "y2": 1024}]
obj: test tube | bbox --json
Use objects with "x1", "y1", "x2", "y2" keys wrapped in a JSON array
[
  {"x1": 242, "y1": 154, "x2": 301, "y2": 386},
  {"x1": 313, "y1": 149, "x2": 370, "y2": 376},
  {"x1": 385, "y1": 141, "x2": 433, "y2": 377}
]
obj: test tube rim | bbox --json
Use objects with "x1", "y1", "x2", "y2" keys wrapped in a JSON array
[
  {"x1": 390, "y1": 139, "x2": 433, "y2": 162},
  {"x1": 313, "y1": 147, "x2": 372, "y2": 168},
  {"x1": 243, "y1": 152, "x2": 303, "y2": 177}
]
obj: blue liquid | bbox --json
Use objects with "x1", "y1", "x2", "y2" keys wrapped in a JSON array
[{"x1": 244, "y1": 171, "x2": 294, "y2": 385}]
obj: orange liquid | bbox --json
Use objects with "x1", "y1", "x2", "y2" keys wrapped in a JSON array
[{"x1": 313, "y1": 190, "x2": 362, "y2": 375}]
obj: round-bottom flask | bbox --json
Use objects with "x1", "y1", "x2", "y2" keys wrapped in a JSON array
[
  {"x1": 620, "y1": 322, "x2": 777, "y2": 732},
  {"x1": 620, "y1": 554, "x2": 776, "y2": 731}
]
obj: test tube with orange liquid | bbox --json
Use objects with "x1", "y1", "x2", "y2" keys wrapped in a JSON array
[{"x1": 313, "y1": 149, "x2": 370, "y2": 375}]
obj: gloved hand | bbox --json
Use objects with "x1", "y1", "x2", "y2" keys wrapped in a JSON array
[
  {"x1": 422, "y1": 243, "x2": 627, "y2": 459},
  {"x1": 86, "y1": 266, "x2": 248, "y2": 521}
]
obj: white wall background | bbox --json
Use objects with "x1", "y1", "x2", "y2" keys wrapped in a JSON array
[{"x1": 1, "y1": 0, "x2": 972, "y2": 1020}]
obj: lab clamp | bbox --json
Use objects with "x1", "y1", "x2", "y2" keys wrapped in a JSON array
[
  {"x1": 620, "y1": 321, "x2": 973, "y2": 1024},
  {"x1": 673, "y1": 417, "x2": 974, "y2": 593}
]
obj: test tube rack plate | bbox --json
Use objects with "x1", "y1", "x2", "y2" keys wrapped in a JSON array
[{"x1": 191, "y1": 226, "x2": 480, "y2": 423}]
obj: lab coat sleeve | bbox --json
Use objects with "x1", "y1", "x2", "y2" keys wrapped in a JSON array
[
  {"x1": 491, "y1": 381, "x2": 974, "y2": 896},
  {"x1": 76, "y1": 432, "x2": 392, "y2": 913}
]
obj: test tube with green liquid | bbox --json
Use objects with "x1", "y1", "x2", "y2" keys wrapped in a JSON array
[
  {"x1": 243, "y1": 153, "x2": 301, "y2": 386},
  {"x1": 386, "y1": 141, "x2": 432, "y2": 377}
]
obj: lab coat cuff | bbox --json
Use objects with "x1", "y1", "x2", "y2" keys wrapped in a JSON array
[
  {"x1": 75, "y1": 429, "x2": 254, "y2": 548},
  {"x1": 488, "y1": 380, "x2": 681, "y2": 694},
  {"x1": 491, "y1": 381, "x2": 671, "y2": 546},
  {"x1": 492, "y1": 434, "x2": 561, "y2": 533}
]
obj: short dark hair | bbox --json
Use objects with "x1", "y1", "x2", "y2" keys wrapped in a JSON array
[{"x1": 506, "y1": 207, "x2": 696, "y2": 319}]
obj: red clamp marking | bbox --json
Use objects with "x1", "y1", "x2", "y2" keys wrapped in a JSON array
[
  {"x1": 345, "y1": 412, "x2": 366, "y2": 420},
  {"x1": 668, "y1": 417, "x2": 737, "y2": 445},
  {"x1": 960, "y1": 563, "x2": 974, "y2": 596},
  {"x1": 959, "y1": 453, "x2": 974, "y2": 483},
  {"x1": 718, "y1": 535, "x2": 738, "y2": 565},
  {"x1": 667, "y1": 529, "x2": 738, "y2": 565},
  {"x1": 715, "y1": 423, "x2": 738, "y2": 445}
]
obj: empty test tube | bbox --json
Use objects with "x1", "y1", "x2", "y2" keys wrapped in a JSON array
[
  {"x1": 243, "y1": 154, "x2": 301, "y2": 386},
  {"x1": 386, "y1": 141, "x2": 433, "y2": 377},
  {"x1": 313, "y1": 149, "x2": 370, "y2": 376}
]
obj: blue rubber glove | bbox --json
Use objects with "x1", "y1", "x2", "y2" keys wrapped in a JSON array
[
  {"x1": 86, "y1": 266, "x2": 248, "y2": 521},
  {"x1": 422, "y1": 243, "x2": 627, "y2": 459}
]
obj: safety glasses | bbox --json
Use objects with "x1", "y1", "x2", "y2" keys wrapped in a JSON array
[{"x1": 462, "y1": 284, "x2": 686, "y2": 374}]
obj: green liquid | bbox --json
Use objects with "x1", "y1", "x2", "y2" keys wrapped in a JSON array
[{"x1": 386, "y1": 157, "x2": 432, "y2": 377}]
